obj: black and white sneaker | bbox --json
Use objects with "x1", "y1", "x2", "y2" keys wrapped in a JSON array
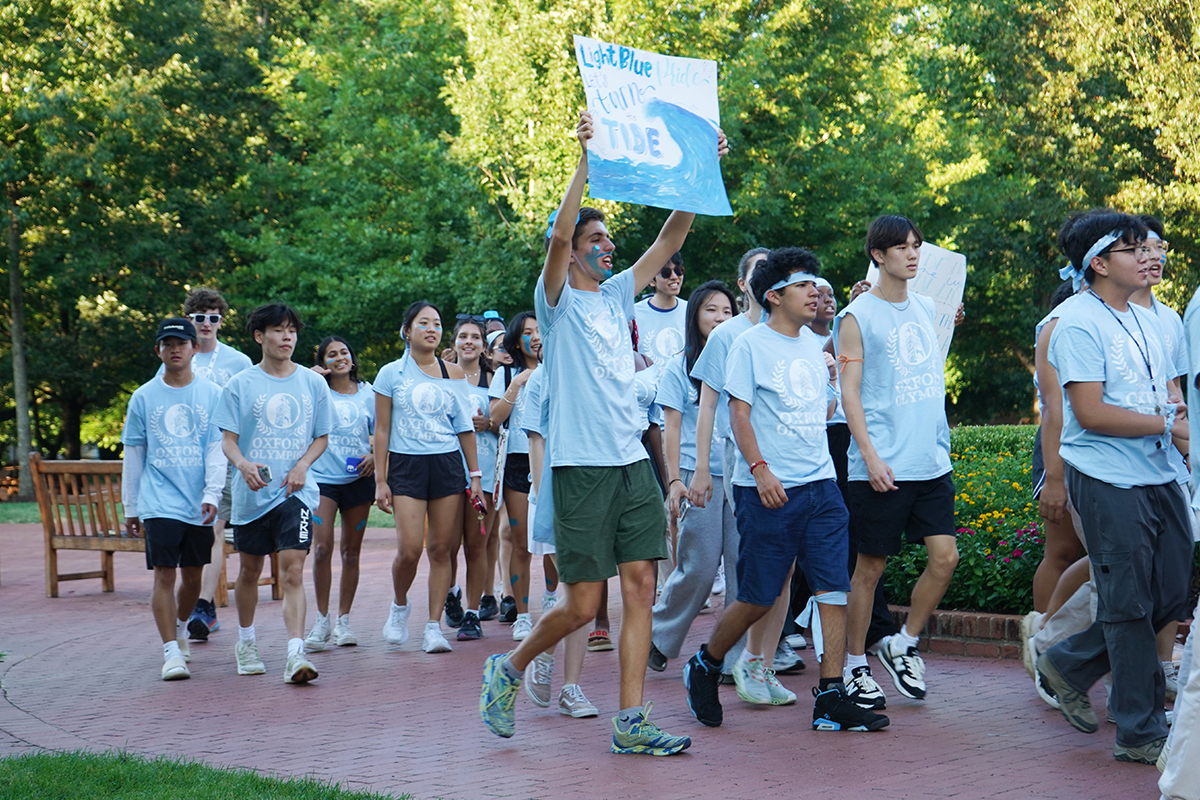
[
  {"x1": 844, "y1": 665, "x2": 887, "y2": 710},
  {"x1": 648, "y1": 642, "x2": 668, "y2": 672},
  {"x1": 877, "y1": 636, "x2": 927, "y2": 700},
  {"x1": 683, "y1": 648, "x2": 723, "y2": 727},
  {"x1": 812, "y1": 685, "x2": 890, "y2": 731},
  {"x1": 444, "y1": 587, "x2": 465, "y2": 629}
]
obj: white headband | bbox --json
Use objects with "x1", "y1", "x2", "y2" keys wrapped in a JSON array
[
  {"x1": 769, "y1": 272, "x2": 820, "y2": 292},
  {"x1": 1145, "y1": 230, "x2": 1161, "y2": 242},
  {"x1": 813, "y1": 277, "x2": 832, "y2": 291}
]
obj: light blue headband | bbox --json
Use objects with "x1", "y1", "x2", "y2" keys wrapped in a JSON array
[
  {"x1": 1145, "y1": 230, "x2": 1161, "y2": 242},
  {"x1": 813, "y1": 277, "x2": 832, "y2": 291},
  {"x1": 1059, "y1": 231, "x2": 1120, "y2": 291},
  {"x1": 769, "y1": 272, "x2": 820, "y2": 292},
  {"x1": 546, "y1": 209, "x2": 581, "y2": 240}
]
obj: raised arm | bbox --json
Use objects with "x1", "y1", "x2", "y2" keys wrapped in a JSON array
[{"x1": 542, "y1": 112, "x2": 595, "y2": 306}]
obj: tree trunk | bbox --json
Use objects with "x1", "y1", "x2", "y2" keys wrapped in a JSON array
[
  {"x1": 8, "y1": 203, "x2": 34, "y2": 496},
  {"x1": 61, "y1": 397, "x2": 81, "y2": 460}
]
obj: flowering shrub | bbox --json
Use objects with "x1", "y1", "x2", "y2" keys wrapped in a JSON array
[{"x1": 882, "y1": 425, "x2": 1043, "y2": 614}]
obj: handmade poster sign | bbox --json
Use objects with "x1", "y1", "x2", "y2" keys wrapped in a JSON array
[
  {"x1": 865, "y1": 243, "x2": 966, "y2": 363},
  {"x1": 573, "y1": 35, "x2": 732, "y2": 217}
]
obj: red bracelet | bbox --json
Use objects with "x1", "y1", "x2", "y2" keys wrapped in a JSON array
[{"x1": 748, "y1": 460, "x2": 768, "y2": 475}]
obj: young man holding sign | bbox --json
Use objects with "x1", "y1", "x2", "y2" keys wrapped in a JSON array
[{"x1": 479, "y1": 110, "x2": 726, "y2": 755}]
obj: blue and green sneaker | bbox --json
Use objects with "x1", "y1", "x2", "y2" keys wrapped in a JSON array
[
  {"x1": 480, "y1": 653, "x2": 521, "y2": 738},
  {"x1": 611, "y1": 702, "x2": 692, "y2": 756}
]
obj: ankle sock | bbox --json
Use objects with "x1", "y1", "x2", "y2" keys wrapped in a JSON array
[
  {"x1": 163, "y1": 640, "x2": 182, "y2": 660},
  {"x1": 287, "y1": 637, "x2": 303, "y2": 658},
  {"x1": 616, "y1": 706, "x2": 642, "y2": 732},
  {"x1": 739, "y1": 650, "x2": 762, "y2": 665},
  {"x1": 846, "y1": 653, "x2": 868, "y2": 670},
  {"x1": 466, "y1": 608, "x2": 479, "y2": 617},
  {"x1": 895, "y1": 629, "x2": 920, "y2": 650},
  {"x1": 238, "y1": 625, "x2": 255, "y2": 643},
  {"x1": 699, "y1": 645, "x2": 723, "y2": 670},
  {"x1": 501, "y1": 655, "x2": 522, "y2": 680},
  {"x1": 176, "y1": 618, "x2": 187, "y2": 639}
]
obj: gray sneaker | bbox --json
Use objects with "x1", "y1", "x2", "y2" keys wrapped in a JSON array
[
  {"x1": 559, "y1": 684, "x2": 599, "y2": 718},
  {"x1": 648, "y1": 642, "x2": 668, "y2": 672},
  {"x1": 524, "y1": 652, "x2": 554, "y2": 707},
  {"x1": 235, "y1": 639, "x2": 266, "y2": 676},
  {"x1": 1036, "y1": 653, "x2": 1097, "y2": 733},
  {"x1": 1114, "y1": 736, "x2": 1166, "y2": 764},
  {"x1": 305, "y1": 613, "x2": 331, "y2": 652},
  {"x1": 284, "y1": 651, "x2": 318, "y2": 684}
]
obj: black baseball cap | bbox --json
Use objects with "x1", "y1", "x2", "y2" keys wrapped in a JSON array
[{"x1": 156, "y1": 317, "x2": 198, "y2": 343}]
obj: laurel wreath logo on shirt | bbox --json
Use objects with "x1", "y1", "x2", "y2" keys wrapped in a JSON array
[
  {"x1": 886, "y1": 328, "x2": 911, "y2": 378},
  {"x1": 1109, "y1": 332, "x2": 1139, "y2": 387},
  {"x1": 396, "y1": 378, "x2": 417, "y2": 416},
  {"x1": 772, "y1": 360, "x2": 805, "y2": 412}
]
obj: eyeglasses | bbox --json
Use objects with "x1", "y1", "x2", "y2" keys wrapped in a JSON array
[
  {"x1": 190, "y1": 314, "x2": 222, "y2": 324},
  {"x1": 658, "y1": 265, "x2": 684, "y2": 279},
  {"x1": 1107, "y1": 247, "x2": 1154, "y2": 257}
]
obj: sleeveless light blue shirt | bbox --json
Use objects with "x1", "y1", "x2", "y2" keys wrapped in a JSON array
[{"x1": 834, "y1": 293, "x2": 951, "y2": 482}]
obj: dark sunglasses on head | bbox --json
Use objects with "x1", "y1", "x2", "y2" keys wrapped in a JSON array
[
  {"x1": 658, "y1": 265, "x2": 684, "y2": 279},
  {"x1": 190, "y1": 314, "x2": 222, "y2": 324},
  {"x1": 456, "y1": 313, "x2": 488, "y2": 327}
]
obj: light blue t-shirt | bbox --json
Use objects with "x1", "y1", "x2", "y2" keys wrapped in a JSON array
[
  {"x1": 834, "y1": 292, "x2": 952, "y2": 482},
  {"x1": 1148, "y1": 298, "x2": 1189, "y2": 485},
  {"x1": 535, "y1": 269, "x2": 646, "y2": 468},
  {"x1": 634, "y1": 297, "x2": 688, "y2": 365},
  {"x1": 311, "y1": 382, "x2": 375, "y2": 486},
  {"x1": 690, "y1": 312, "x2": 754, "y2": 442},
  {"x1": 523, "y1": 368, "x2": 556, "y2": 544},
  {"x1": 657, "y1": 353, "x2": 722, "y2": 475},
  {"x1": 1050, "y1": 293, "x2": 1177, "y2": 489},
  {"x1": 122, "y1": 375, "x2": 224, "y2": 524},
  {"x1": 1033, "y1": 293, "x2": 1085, "y2": 418},
  {"x1": 725, "y1": 324, "x2": 837, "y2": 488},
  {"x1": 815, "y1": 331, "x2": 846, "y2": 426},
  {"x1": 633, "y1": 359, "x2": 663, "y2": 434},
  {"x1": 522, "y1": 367, "x2": 548, "y2": 440},
  {"x1": 464, "y1": 376, "x2": 499, "y2": 494},
  {"x1": 1183, "y1": 288, "x2": 1200, "y2": 512},
  {"x1": 156, "y1": 341, "x2": 252, "y2": 388},
  {"x1": 489, "y1": 365, "x2": 536, "y2": 455},
  {"x1": 214, "y1": 365, "x2": 334, "y2": 524},
  {"x1": 373, "y1": 355, "x2": 473, "y2": 456}
]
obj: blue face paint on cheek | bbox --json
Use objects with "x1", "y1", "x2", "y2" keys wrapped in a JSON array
[{"x1": 584, "y1": 245, "x2": 613, "y2": 279}]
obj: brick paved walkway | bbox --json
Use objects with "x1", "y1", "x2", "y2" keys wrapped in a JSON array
[{"x1": 0, "y1": 522, "x2": 1165, "y2": 799}]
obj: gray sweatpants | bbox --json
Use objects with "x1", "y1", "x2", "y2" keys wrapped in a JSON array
[
  {"x1": 651, "y1": 469, "x2": 745, "y2": 667},
  {"x1": 1048, "y1": 467, "x2": 1193, "y2": 748}
]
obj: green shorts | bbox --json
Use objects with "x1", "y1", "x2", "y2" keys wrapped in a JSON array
[{"x1": 551, "y1": 460, "x2": 668, "y2": 583}]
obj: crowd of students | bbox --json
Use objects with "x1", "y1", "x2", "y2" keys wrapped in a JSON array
[{"x1": 118, "y1": 111, "x2": 1197, "y2": 792}]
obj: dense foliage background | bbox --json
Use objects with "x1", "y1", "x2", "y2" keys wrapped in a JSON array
[{"x1": 4, "y1": 0, "x2": 1200, "y2": 459}]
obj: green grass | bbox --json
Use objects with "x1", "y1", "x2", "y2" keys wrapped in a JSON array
[
  {"x1": 0, "y1": 502, "x2": 42, "y2": 525},
  {"x1": 0, "y1": 751, "x2": 410, "y2": 800}
]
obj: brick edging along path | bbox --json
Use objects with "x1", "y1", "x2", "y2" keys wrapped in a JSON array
[{"x1": 891, "y1": 605, "x2": 1024, "y2": 659}]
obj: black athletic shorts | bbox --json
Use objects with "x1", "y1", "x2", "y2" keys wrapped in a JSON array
[
  {"x1": 144, "y1": 518, "x2": 214, "y2": 570},
  {"x1": 847, "y1": 472, "x2": 957, "y2": 557},
  {"x1": 319, "y1": 474, "x2": 375, "y2": 511},
  {"x1": 503, "y1": 452, "x2": 532, "y2": 495},
  {"x1": 387, "y1": 451, "x2": 465, "y2": 501},
  {"x1": 234, "y1": 495, "x2": 312, "y2": 556}
]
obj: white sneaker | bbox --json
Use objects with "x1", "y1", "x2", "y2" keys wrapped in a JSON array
[
  {"x1": 512, "y1": 613, "x2": 533, "y2": 641},
  {"x1": 711, "y1": 560, "x2": 726, "y2": 595},
  {"x1": 284, "y1": 651, "x2": 318, "y2": 684},
  {"x1": 786, "y1": 633, "x2": 808, "y2": 650},
  {"x1": 334, "y1": 616, "x2": 357, "y2": 647},
  {"x1": 161, "y1": 655, "x2": 190, "y2": 681},
  {"x1": 422, "y1": 622, "x2": 452, "y2": 653},
  {"x1": 524, "y1": 652, "x2": 555, "y2": 707},
  {"x1": 559, "y1": 684, "x2": 599, "y2": 718},
  {"x1": 763, "y1": 668, "x2": 796, "y2": 705},
  {"x1": 1020, "y1": 611, "x2": 1042, "y2": 679},
  {"x1": 733, "y1": 656, "x2": 771, "y2": 704},
  {"x1": 844, "y1": 665, "x2": 887, "y2": 709},
  {"x1": 542, "y1": 592, "x2": 558, "y2": 614},
  {"x1": 877, "y1": 635, "x2": 927, "y2": 700},
  {"x1": 383, "y1": 603, "x2": 411, "y2": 645},
  {"x1": 305, "y1": 614, "x2": 331, "y2": 652},
  {"x1": 176, "y1": 638, "x2": 191, "y2": 663},
  {"x1": 235, "y1": 639, "x2": 266, "y2": 675}
]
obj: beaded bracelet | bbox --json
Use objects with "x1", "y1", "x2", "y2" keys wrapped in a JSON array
[{"x1": 748, "y1": 460, "x2": 768, "y2": 475}]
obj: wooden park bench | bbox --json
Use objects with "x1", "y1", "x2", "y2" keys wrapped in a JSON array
[{"x1": 30, "y1": 453, "x2": 279, "y2": 602}]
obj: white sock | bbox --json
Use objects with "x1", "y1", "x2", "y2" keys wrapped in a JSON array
[
  {"x1": 452, "y1": 585, "x2": 462, "y2": 597},
  {"x1": 238, "y1": 625, "x2": 255, "y2": 643},
  {"x1": 516, "y1": 612, "x2": 531, "y2": 622},
  {"x1": 163, "y1": 640, "x2": 182, "y2": 660},
  {"x1": 739, "y1": 650, "x2": 762, "y2": 665},
  {"x1": 425, "y1": 620, "x2": 440, "y2": 629},
  {"x1": 895, "y1": 628, "x2": 920, "y2": 650},
  {"x1": 175, "y1": 618, "x2": 187, "y2": 640},
  {"x1": 845, "y1": 652, "x2": 868, "y2": 671},
  {"x1": 392, "y1": 601, "x2": 407, "y2": 613},
  {"x1": 466, "y1": 608, "x2": 479, "y2": 616},
  {"x1": 288, "y1": 637, "x2": 304, "y2": 658}
]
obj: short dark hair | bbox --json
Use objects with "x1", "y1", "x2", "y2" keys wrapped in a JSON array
[
  {"x1": 503, "y1": 310, "x2": 537, "y2": 370},
  {"x1": 1056, "y1": 208, "x2": 1146, "y2": 283},
  {"x1": 865, "y1": 215, "x2": 923, "y2": 265},
  {"x1": 184, "y1": 288, "x2": 229, "y2": 315},
  {"x1": 1138, "y1": 214, "x2": 1165, "y2": 239},
  {"x1": 315, "y1": 336, "x2": 359, "y2": 384},
  {"x1": 750, "y1": 247, "x2": 822, "y2": 308},
  {"x1": 246, "y1": 303, "x2": 303, "y2": 336},
  {"x1": 543, "y1": 206, "x2": 607, "y2": 253}
]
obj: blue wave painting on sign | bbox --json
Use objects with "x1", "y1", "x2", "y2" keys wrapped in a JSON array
[{"x1": 574, "y1": 35, "x2": 733, "y2": 217}]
